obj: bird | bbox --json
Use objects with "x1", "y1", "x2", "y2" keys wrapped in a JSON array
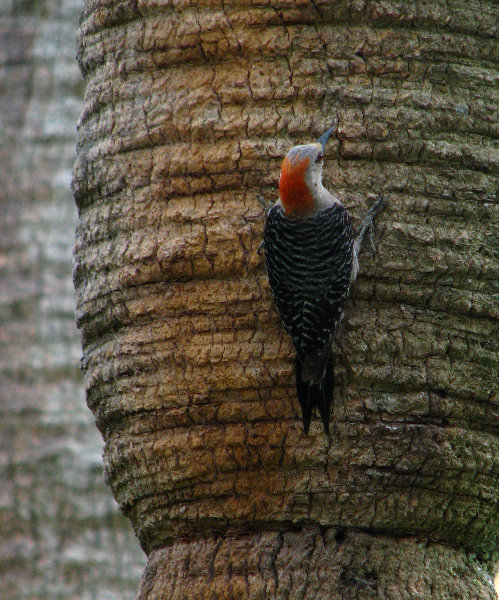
[{"x1": 262, "y1": 125, "x2": 385, "y2": 435}]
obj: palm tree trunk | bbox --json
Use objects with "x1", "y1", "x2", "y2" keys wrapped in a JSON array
[{"x1": 74, "y1": 0, "x2": 498, "y2": 597}]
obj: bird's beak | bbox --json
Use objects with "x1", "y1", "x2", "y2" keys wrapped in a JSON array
[{"x1": 317, "y1": 125, "x2": 336, "y2": 151}]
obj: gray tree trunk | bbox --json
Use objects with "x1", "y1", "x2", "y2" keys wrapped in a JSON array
[
  {"x1": 73, "y1": 0, "x2": 498, "y2": 598},
  {"x1": 0, "y1": 1, "x2": 145, "y2": 598}
]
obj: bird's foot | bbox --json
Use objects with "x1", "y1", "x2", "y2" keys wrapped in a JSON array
[
  {"x1": 354, "y1": 195, "x2": 388, "y2": 258},
  {"x1": 257, "y1": 194, "x2": 274, "y2": 254},
  {"x1": 257, "y1": 193, "x2": 273, "y2": 215}
]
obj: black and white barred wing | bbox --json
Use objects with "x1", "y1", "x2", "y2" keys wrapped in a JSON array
[{"x1": 263, "y1": 204, "x2": 353, "y2": 370}]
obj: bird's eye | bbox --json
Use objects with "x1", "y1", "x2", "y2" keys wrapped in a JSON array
[{"x1": 316, "y1": 153, "x2": 323, "y2": 163}]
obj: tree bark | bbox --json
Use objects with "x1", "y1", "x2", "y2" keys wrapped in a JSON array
[
  {"x1": 0, "y1": 1, "x2": 145, "y2": 598},
  {"x1": 73, "y1": 0, "x2": 498, "y2": 598}
]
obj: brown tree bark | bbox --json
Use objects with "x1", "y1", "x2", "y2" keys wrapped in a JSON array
[{"x1": 73, "y1": 0, "x2": 498, "y2": 598}]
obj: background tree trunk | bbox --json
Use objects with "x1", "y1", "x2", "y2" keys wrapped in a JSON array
[
  {"x1": 0, "y1": 1, "x2": 145, "y2": 598},
  {"x1": 73, "y1": 0, "x2": 498, "y2": 598}
]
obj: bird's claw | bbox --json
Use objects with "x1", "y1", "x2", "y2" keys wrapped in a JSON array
[
  {"x1": 368, "y1": 223, "x2": 376, "y2": 258},
  {"x1": 367, "y1": 194, "x2": 388, "y2": 221},
  {"x1": 257, "y1": 193, "x2": 273, "y2": 214},
  {"x1": 354, "y1": 194, "x2": 388, "y2": 258},
  {"x1": 257, "y1": 194, "x2": 273, "y2": 255}
]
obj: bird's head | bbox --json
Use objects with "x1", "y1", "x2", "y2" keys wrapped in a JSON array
[{"x1": 279, "y1": 125, "x2": 336, "y2": 218}]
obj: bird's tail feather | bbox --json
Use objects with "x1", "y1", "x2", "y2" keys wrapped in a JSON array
[
  {"x1": 317, "y1": 353, "x2": 334, "y2": 435},
  {"x1": 295, "y1": 357, "x2": 312, "y2": 434},
  {"x1": 296, "y1": 354, "x2": 334, "y2": 435}
]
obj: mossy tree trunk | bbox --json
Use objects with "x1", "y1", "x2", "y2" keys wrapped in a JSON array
[{"x1": 73, "y1": 1, "x2": 498, "y2": 598}]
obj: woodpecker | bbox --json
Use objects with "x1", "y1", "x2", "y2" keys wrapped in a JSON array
[{"x1": 262, "y1": 125, "x2": 386, "y2": 435}]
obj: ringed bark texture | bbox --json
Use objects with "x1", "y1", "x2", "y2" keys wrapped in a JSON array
[{"x1": 73, "y1": 0, "x2": 498, "y2": 597}]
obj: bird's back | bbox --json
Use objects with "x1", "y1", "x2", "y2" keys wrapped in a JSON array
[{"x1": 264, "y1": 203, "x2": 354, "y2": 371}]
